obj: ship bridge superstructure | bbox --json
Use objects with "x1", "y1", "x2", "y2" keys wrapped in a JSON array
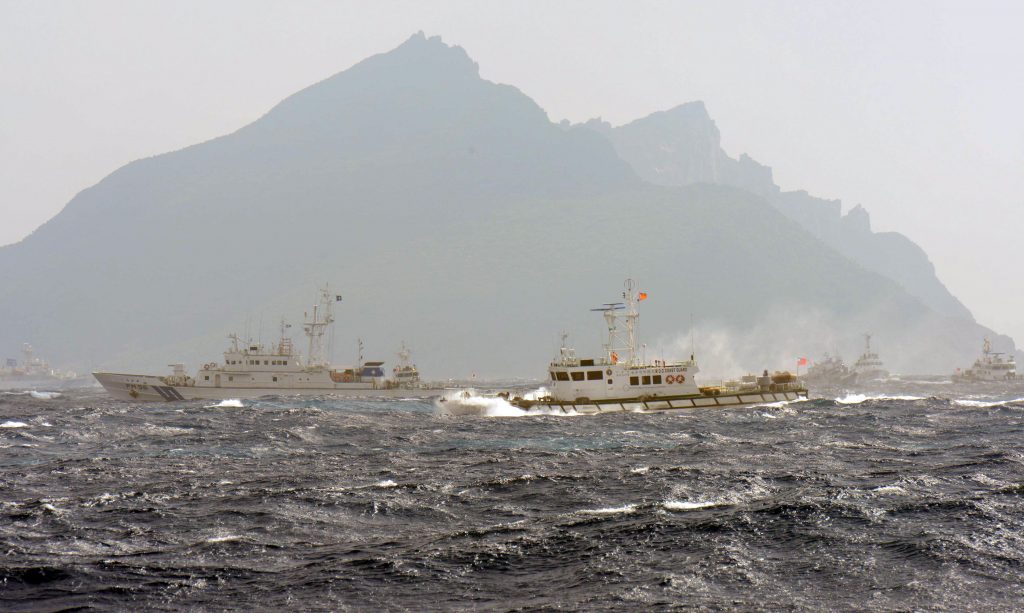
[{"x1": 547, "y1": 279, "x2": 699, "y2": 403}]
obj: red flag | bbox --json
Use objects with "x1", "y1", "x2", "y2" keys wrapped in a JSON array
[
  {"x1": 638, "y1": 292, "x2": 648, "y2": 301},
  {"x1": 797, "y1": 357, "x2": 808, "y2": 366}
]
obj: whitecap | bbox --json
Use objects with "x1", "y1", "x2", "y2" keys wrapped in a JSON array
[
  {"x1": 435, "y1": 388, "x2": 576, "y2": 417},
  {"x1": 29, "y1": 391, "x2": 61, "y2": 400},
  {"x1": 631, "y1": 466, "x2": 650, "y2": 474},
  {"x1": 954, "y1": 397, "x2": 1024, "y2": 408},
  {"x1": 871, "y1": 485, "x2": 906, "y2": 495},
  {"x1": 579, "y1": 504, "x2": 638, "y2": 515},
  {"x1": 662, "y1": 499, "x2": 724, "y2": 511},
  {"x1": 206, "y1": 534, "x2": 242, "y2": 543},
  {"x1": 836, "y1": 393, "x2": 924, "y2": 404},
  {"x1": 1, "y1": 421, "x2": 29, "y2": 428},
  {"x1": 374, "y1": 479, "x2": 398, "y2": 488},
  {"x1": 206, "y1": 398, "x2": 245, "y2": 408}
]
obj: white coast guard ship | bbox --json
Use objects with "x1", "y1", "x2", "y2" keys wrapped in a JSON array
[
  {"x1": 507, "y1": 280, "x2": 807, "y2": 414},
  {"x1": 852, "y1": 333, "x2": 889, "y2": 381},
  {"x1": 93, "y1": 288, "x2": 443, "y2": 401},
  {"x1": 953, "y1": 338, "x2": 1017, "y2": 383}
]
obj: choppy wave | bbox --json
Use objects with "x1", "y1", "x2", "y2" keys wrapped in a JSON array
[
  {"x1": 835, "y1": 393, "x2": 926, "y2": 404},
  {"x1": 205, "y1": 398, "x2": 245, "y2": 408},
  {"x1": 435, "y1": 387, "x2": 576, "y2": 417},
  {"x1": 2, "y1": 386, "x2": 1024, "y2": 610},
  {"x1": 953, "y1": 397, "x2": 1024, "y2": 408}
]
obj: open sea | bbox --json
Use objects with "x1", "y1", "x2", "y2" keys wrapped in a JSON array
[{"x1": 2, "y1": 384, "x2": 1024, "y2": 611}]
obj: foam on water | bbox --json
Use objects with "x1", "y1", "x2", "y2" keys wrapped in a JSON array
[
  {"x1": 1, "y1": 421, "x2": 29, "y2": 428},
  {"x1": 836, "y1": 393, "x2": 925, "y2": 404},
  {"x1": 436, "y1": 387, "x2": 576, "y2": 417},
  {"x1": 29, "y1": 391, "x2": 61, "y2": 400},
  {"x1": 953, "y1": 397, "x2": 1024, "y2": 408},
  {"x1": 206, "y1": 398, "x2": 245, "y2": 408},
  {"x1": 578, "y1": 504, "x2": 638, "y2": 515},
  {"x1": 662, "y1": 499, "x2": 724, "y2": 511}
]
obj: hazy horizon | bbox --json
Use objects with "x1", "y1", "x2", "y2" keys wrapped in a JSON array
[{"x1": 2, "y1": 0, "x2": 1022, "y2": 342}]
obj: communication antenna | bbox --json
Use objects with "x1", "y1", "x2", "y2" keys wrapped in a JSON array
[{"x1": 690, "y1": 312, "x2": 695, "y2": 361}]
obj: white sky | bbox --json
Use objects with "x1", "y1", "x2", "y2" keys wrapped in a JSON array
[{"x1": 2, "y1": 0, "x2": 1022, "y2": 341}]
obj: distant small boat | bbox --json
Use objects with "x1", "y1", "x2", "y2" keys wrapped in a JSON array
[
  {"x1": 852, "y1": 333, "x2": 889, "y2": 381},
  {"x1": 953, "y1": 338, "x2": 1016, "y2": 383},
  {"x1": 804, "y1": 353, "x2": 858, "y2": 386},
  {"x1": 0, "y1": 343, "x2": 90, "y2": 391}
]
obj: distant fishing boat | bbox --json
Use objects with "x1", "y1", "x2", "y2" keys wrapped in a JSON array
[{"x1": 506, "y1": 279, "x2": 807, "y2": 414}]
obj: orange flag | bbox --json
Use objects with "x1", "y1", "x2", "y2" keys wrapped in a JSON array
[{"x1": 638, "y1": 292, "x2": 648, "y2": 301}]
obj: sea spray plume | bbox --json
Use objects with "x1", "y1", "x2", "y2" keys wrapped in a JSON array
[
  {"x1": 436, "y1": 387, "x2": 578, "y2": 417},
  {"x1": 657, "y1": 304, "x2": 842, "y2": 380}
]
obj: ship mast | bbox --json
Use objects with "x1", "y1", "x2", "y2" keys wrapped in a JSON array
[
  {"x1": 303, "y1": 286, "x2": 335, "y2": 367},
  {"x1": 593, "y1": 279, "x2": 641, "y2": 366}
]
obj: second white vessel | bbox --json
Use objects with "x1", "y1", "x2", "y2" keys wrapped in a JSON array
[{"x1": 94, "y1": 287, "x2": 445, "y2": 401}]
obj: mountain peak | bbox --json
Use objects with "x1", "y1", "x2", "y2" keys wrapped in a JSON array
[{"x1": 381, "y1": 31, "x2": 481, "y2": 78}]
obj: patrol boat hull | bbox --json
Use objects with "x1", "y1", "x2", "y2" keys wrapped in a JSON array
[
  {"x1": 513, "y1": 389, "x2": 807, "y2": 414},
  {"x1": 93, "y1": 371, "x2": 441, "y2": 402}
]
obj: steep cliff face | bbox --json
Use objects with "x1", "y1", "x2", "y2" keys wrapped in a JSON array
[
  {"x1": 592, "y1": 103, "x2": 976, "y2": 323},
  {"x1": 0, "y1": 34, "x2": 1005, "y2": 376}
]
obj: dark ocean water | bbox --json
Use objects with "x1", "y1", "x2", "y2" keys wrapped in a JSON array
[{"x1": 2, "y1": 385, "x2": 1024, "y2": 611}]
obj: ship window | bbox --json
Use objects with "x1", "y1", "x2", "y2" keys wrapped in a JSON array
[
  {"x1": 580, "y1": 359, "x2": 595, "y2": 366},
  {"x1": 630, "y1": 376, "x2": 639, "y2": 386},
  {"x1": 653, "y1": 375, "x2": 662, "y2": 384},
  {"x1": 283, "y1": 361, "x2": 288, "y2": 365},
  {"x1": 550, "y1": 372, "x2": 557, "y2": 381},
  {"x1": 273, "y1": 376, "x2": 278, "y2": 382},
  {"x1": 204, "y1": 376, "x2": 209, "y2": 381},
  {"x1": 556, "y1": 371, "x2": 570, "y2": 381},
  {"x1": 642, "y1": 375, "x2": 651, "y2": 385},
  {"x1": 587, "y1": 371, "x2": 602, "y2": 380},
  {"x1": 264, "y1": 360, "x2": 268, "y2": 365},
  {"x1": 571, "y1": 371, "x2": 585, "y2": 381},
  {"x1": 228, "y1": 376, "x2": 234, "y2": 381},
  {"x1": 607, "y1": 379, "x2": 613, "y2": 384}
]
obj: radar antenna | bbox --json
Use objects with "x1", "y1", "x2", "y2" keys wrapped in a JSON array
[{"x1": 303, "y1": 285, "x2": 336, "y2": 367}]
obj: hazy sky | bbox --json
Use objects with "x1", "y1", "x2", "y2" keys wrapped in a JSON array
[{"x1": 2, "y1": 1, "x2": 1022, "y2": 341}]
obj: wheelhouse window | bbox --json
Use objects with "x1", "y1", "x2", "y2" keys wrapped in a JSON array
[
  {"x1": 630, "y1": 376, "x2": 639, "y2": 386},
  {"x1": 571, "y1": 371, "x2": 585, "y2": 382},
  {"x1": 653, "y1": 375, "x2": 662, "y2": 384},
  {"x1": 550, "y1": 372, "x2": 557, "y2": 381},
  {"x1": 587, "y1": 371, "x2": 602, "y2": 380},
  {"x1": 556, "y1": 371, "x2": 570, "y2": 381},
  {"x1": 642, "y1": 375, "x2": 651, "y2": 385}
]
